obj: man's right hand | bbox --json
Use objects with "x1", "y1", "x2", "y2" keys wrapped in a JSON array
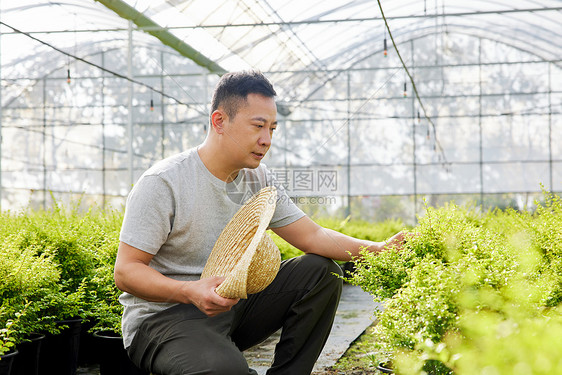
[{"x1": 183, "y1": 277, "x2": 240, "y2": 317}]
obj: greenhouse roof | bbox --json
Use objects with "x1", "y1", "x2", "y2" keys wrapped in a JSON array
[{"x1": 2, "y1": 0, "x2": 561, "y2": 102}]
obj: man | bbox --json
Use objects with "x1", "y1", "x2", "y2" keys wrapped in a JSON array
[{"x1": 115, "y1": 70, "x2": 406, "y2": 375}]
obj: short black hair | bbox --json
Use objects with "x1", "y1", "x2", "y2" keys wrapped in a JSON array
[{"x1": 210, "y1": 70, "x2": 277, "y2": 121}]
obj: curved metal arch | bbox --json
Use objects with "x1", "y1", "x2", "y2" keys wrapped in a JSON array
[
  {"x1": 316, "y1": 19, "x2": 561, "y2": 77},
  {"x1": 287, "y1": 26, "x2": 560, "y2": 107},
  {"x1": 280, "y1": 0, "x2": 562, "y2": 74}
]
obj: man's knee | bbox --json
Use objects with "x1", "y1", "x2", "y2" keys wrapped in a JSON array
[
  {"x1": 286, "y1": 254, "x2": 344, "y2": 299},
  {"x1": 298, "y1": 253, "x2": 344, "y2": 279}
]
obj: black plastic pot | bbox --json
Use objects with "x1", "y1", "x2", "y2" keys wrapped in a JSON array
[
  {"x1": 0, "y1": 350, "x2": 19, "y2": 375},
  {"x1": 78, "y1": 319, "x2": 98, "y2": 367},
  {"x1": 12, "y1": 333, "x2": 45, "y2": 375},
  {"x1": 93, "y1": 331, "x2": 148, "y2": 375},
  {"x1": 376, "y1": 361, "x2": 394, "y2": 374},
  {"x1": 376, "y1": 359, "x2": 453, "y2": 375},
  {"x1": 39, "y1": 318, "x2": 82, "y2": 375}
]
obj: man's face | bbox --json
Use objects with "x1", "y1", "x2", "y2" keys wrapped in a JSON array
[{"x1": 221, "y1": 93, "x2": 277, "y2": 171}]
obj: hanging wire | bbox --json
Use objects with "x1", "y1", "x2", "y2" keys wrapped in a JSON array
[
  {"x1": 375, "y1": 0, "x2": 449, "y2": 166},
  {"x1": 0, "y1": 21, "x2": 205, "y2": 115}
]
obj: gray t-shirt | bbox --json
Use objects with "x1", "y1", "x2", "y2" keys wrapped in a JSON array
[{"x1": 119, "y1": 147, "x2": 305, "y2": 348}]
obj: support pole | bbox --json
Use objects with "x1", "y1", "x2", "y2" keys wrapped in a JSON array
[
  {"x1": 411, "y1": 40, "x2": 418, "y2": 222},
  {"x1": 203, "y1": 71, "x2": 208, "y2": 139},
  {"x1": 0, "y1": 16, "x2": 3, "y2": 211},
  {"x1": 548, "y1": 62, "x2": 553, "y2": 192},
  {"x1": 127, "y1": 21, "x2": 134, "y2": 187},
  {"x1": 160, "y1": 51, "x2": 165, "y2": 159},
  {"x1": 346, "y1": 70, "x2": 351, "y2": 219},
  {"x1": 102, "y1": 51, "x2": 106, "y2": 209},
  {"x1": 42, "y1": 78, "x2": 47, "y2": 209},
  {"x1": 478, "y1": 38, "x2": 484, "y2": 207}
]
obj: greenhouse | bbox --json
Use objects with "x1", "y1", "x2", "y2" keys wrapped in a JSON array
[
  {"x1": 1, "y1": 0, "x2": 560, "y2": 223},
  {"x1": 1, "y1": 1, "x2": 562, "y2": 375}
]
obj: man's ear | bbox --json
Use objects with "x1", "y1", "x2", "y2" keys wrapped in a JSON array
[{"x1": 211, "y1": 110, "x2": 227, "y2": 134}]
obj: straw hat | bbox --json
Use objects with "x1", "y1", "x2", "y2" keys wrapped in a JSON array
[{"x1": 201, "y1": 186, "x2": 281, "y2": 299}]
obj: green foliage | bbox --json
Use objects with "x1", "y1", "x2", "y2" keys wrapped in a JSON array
[
  {"x1": 0, "y1": 234, "x2": 61, "y2": 345},
  {"x1": 0, "y1": 203, "x2": 125, "y2": 348},
  {"x1": 0, "y1": 235, "x2": 60, "y2": 301},
  {"x1": 11, "y1": 205, "x2": 99, "y2": 291},
  {"x1": 87, "y1": 261, "x2": 124, "y2": 334},
  {"x1": 377, "y1": 258, "x2": 459, "y2": 350},
  {"x1": 345, "y1": 192, "x2": 562, "y2": 374},
  {"x1": 0, "y1": 305, "x2": 25, "y2": 355},
  {"x1": 349, "y1": 247, "x2": 412, "y2": 300},
  {"x1": 0, "y1": 205, "x2": 405, "y2": 346}
]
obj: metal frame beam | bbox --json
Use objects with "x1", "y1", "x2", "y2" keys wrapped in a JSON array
[
  {"x1": 13, "y1": 6, "x2": 562, "y2": 33},
  {"x1": 95, "y1": 0, "x2": 227, "y2": 75}
]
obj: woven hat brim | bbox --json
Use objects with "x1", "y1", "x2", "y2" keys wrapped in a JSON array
[
  {"x1": 201, "y1": 186, "x2": 279, "y2": 299},
  {"x1": 245, "y1": 234, "x2": 280, "y2": 294},
  {"x1": 215, "y1": 231, "x2": 280, "y2": 298}
]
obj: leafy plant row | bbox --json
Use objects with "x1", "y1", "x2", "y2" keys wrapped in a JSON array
[
  {"x1": 346, "y1": 190, "x2": 562, "y2": 374},
  {"x1": 0, "y1": 202, "x2": 124, "y2": 355},
  {"x1": 0, "y1": 200, "x2": 403, "y2": 357}
]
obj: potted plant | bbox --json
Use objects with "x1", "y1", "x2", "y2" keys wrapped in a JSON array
[
  {"x1": 88, "y1": 261, "x2": 148, "y2": 375},
  {"x1": 10, "y1": 205, "x2": 97, "y2": 375},
  {"x1": 0, "y1": 202, "x2": 131, "y2": 374},
  {"x1": 0, "y1": 233, "x2": 60, "y2": 375},
  {"x1": 2, "y1": 301, "x2": 48, "y2": 375},
  {"x1": 0, "y1": 320, "x2": 19, "y2": 375},
  {"x1": 36, "y1": 280, "x2": 89, "y2": 375},
  {"x1": 0, "y1": 307, "x2": 22, "y2": 375}
]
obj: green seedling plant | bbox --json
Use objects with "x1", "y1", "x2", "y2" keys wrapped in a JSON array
[
  {"x1": 0, "y1": 202, "x2": 126, "y2": 343},
  {"x1": 344, "y1": 192, "x2": 562, "y2": 374}
]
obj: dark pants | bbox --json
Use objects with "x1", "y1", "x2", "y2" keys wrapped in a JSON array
[{"x1": 127, "y1": 254, "x2": 343, "y2": 375}]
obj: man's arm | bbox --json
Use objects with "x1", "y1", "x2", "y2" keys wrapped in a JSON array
[
  {"x1": 114, "y1": 241, "x2": 239, "y2": 317},
  {"x1": 271, "y1": 216, "x2": 406, "y2": 261}
]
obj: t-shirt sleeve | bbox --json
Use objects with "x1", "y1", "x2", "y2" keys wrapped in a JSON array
[{"x1": 119, "y1": 174, "x2": 175, "y2": 254}]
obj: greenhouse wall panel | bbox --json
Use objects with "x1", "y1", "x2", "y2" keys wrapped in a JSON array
[
  {"x1": 1, "y1": 0, "x2": 560, "y2": 220},
  {"x1": 483, "y1": 162, "x2": 551, "y2": 193},
  {"x1": 416, "y1": 164, "x2": 482, "y2": 195}
]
